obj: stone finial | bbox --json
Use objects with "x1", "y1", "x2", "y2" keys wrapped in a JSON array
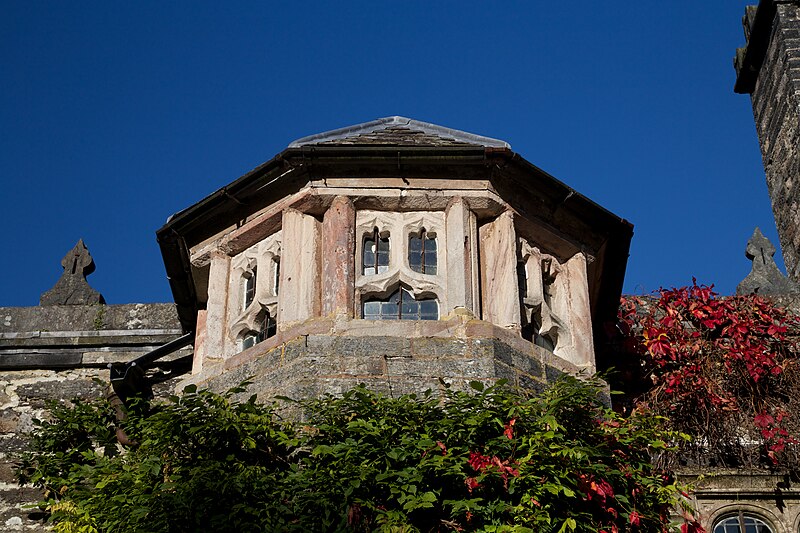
[
  {"x1": 736, "y1": 228, "x2": 799, "y2": 295},
  {"x1": 40, "y1": 240, "x2": 105, "y2": 306}
]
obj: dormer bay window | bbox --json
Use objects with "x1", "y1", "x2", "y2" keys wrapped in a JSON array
[
  {"x1": 408, "y1": 229, "x2": 437, "y2": 274},
  {"x1": 362, "y1": 288, "x2": 438, "y2": 320},
  {"x1": 363, "y1": 227, "x2": 390, "y2": 275}
]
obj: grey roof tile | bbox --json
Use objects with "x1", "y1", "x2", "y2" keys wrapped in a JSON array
[{"x1": 288, "y1": 116, "x2": 510, "y2": 149}]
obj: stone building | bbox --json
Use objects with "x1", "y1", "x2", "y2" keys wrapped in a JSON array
[
  {"x1": 735, "y1": 0, "x2": 800, "y2": 285},
  {"x1": 0, "y1": 242, "x2": 189, "y2": 530},
  {"x1": 153, "y1": 116, "x2": 633, "y2": 402},
  {"x1": 677, "y1": 2, "x2": 800, "y2": 532}
]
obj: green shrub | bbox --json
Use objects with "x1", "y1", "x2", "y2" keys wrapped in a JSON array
[{"x1": 16, "y1": 377, "x2": 698, "y2": 532}]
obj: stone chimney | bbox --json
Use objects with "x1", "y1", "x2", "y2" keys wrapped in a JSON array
[{"x1": 734, "y1": 0, "x2": 800, "y2": 283}]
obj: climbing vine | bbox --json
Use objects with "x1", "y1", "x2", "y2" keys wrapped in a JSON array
[{"x1": 619, "y1": 281, "x2": 800, "y2": 468}]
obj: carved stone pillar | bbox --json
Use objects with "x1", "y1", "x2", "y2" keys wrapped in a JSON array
[
  {"x1": 278, "y1": 209, "x2": 322, "y2": 327},
  {"x1": 192, "y1": 310, "x2": 207, "y2": 374},
  {"x1": 322, "y1": 196, "x2": 355, "y2": 318},
  {"x1": 203, "y1": 251, "x2": 231, "y2": 369},
  {"x1": 479, "y1": 211, "x2": 519, "y2": 328},
  {"x1": 445, "y1": 197, "x2": 479, "y2": 316},
  {"x1": 558, "y1": 253, "x2": 595, "y2": 369}
]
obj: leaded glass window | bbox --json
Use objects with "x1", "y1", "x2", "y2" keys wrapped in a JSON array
[
  {"x1": 409, "y1": 229, "x2": 437, "y2": 274},
  {"x1": 362, "y1": 288, "x2": 438, "y2": 320},
  {"x1": 713, "y1": 515, "x2": 773, "y2": 533},
  {"x1": 273, "y1": 258, "x2": 280, "y2": 295},
  {"x1": 363, "y1": 228, "x2": 390, "y2": 275},
  {"x1": 243, "y1": 267, "x2": 257, "y2": 310},
  {"x1": 240, "y1": 310, "x2": 276, "y2": 350}
]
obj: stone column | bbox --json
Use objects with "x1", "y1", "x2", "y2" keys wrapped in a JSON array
[
  {"x1": 192, "y1": 310, "x2": 208, "y2": 374},
  {"x1": 557, "y1": 253, "x2": 595, "y2": 369},
  {"x1": 479, "y1": 210, "x2": 519, "y2": 329},
  {"x1": 202, "y1": 251, "x2": 231, "y2": 370},
  {"x1": 322, "y1": 196, "x2": 355, "y2": 318},
  {"x1": 278, "y1": 209, "x2": 322, "y2": 327},
  {"x1": 445, "y1": 197, "x2": 479, "y2": 316}
]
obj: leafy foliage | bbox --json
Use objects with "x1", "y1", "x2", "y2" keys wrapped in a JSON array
[
  {"x1": 619, "y1": 282, "x2": 800, "y2": 468},
  {"x1": 17, "y1": 377, "x2": 698, "y2": 532}
]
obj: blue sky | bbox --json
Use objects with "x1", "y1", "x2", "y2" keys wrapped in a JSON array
[{"x1": 0, "y1": 1, "x2": 776, "y2": 306}]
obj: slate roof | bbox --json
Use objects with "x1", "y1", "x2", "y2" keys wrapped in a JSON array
[{"x1": 288, "y1": 116, "x2": 511, "y2": 149}]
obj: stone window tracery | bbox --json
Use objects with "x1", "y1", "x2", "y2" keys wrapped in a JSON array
[
  {"x1": 713, "y1": 514, "x2": 773, "y2": 533},
  {"x1": 228, "y1": 232, "x2": 281, "y2": 352},
  {"x1": 356, "y1": 211, "x2": 446, "y2": 320},
  {"x1": 518, "y1": 240, "x2": 567, "y2": 352}
]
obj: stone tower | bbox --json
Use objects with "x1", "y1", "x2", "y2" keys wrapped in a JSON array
[{"x1": 735, "y1": 0, "x2": 800, "y2": 282}]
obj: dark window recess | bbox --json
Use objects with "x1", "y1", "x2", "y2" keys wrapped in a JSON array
[
  {"x1": 521, "y1": 313, "x2": 555, "y2": 352},
  {"x1": 542, "y1": 259, "x2": 556, "y2": 306},
  {"x1": 409, "y1": 229, "x2": 437, "y2": 274},
  {"x1": 363, "y1": 288, "x2": 438, "y2": 320},
  {"x1": 241, "y1": 310, "x2": 277, "y2": 350},
  {"x1": 363, "y1": 228, "x2": 390, "y2": 275},
  {"x1": 273, "y1": 258, "x2": 280, "y2": 295},
  {"x1": 244, "y1": 267, "x2": 257, "y2": 309}
]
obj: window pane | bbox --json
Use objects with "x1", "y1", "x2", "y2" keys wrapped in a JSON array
[
  {"x1": 381, "y1": 301, "x2": 398, "y2": 318},
  {"x1": 363, "y1": 247, "x2": 375, "y2": 269},
  {"x1": 244, "y1": 268, "x2": 257, "y2": 309},
  {"x1": 714, "y1": 516, "x2": 773, "y2": 533},
  {"x1": 419, "y1": 300, "x2": 438, "y2": 320},
  {"x1": 409, "y1": 236, "x2": 422, "y2": 252},
  {"x1": 424, "y1": 237, "x2": 436, "y2": 252},
  {"x1": 401, "y1": 300, "x2": 418, "y2": 318},
  {"x1": 242, "y1": 333, "x2": 257, "y2": 350},
  {"x1": 363, "y1": 301, "x2": 381, "y2": 319},
  {"x1": 362, "y1": 289, "x2": 438, "y2": 321},
  {"x1": 273, "y1": 259, "x2": 280, "y2": 295}
]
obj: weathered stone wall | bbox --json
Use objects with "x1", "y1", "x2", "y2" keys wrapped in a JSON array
[
  {"x1": 180, "y1": 314, "x2": 582, "y2": 418},
  {"x1": 743, "y1": 2, "x2": 800, "y2": 282},
  {"x1": 0, "y1": 303, "x2": 189, "y2": 531},
  {"x1": 680, "y1": 470, "x2": 800, "y2": 532}
]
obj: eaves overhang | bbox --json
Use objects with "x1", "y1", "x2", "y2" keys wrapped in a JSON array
[{"x1": 157, "y1": 144, "x2": 633, "y2": 336}]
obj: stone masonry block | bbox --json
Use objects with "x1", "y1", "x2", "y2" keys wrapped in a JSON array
[{"x1": 409, "y1": 337, "x2": 468, "y2": 358}]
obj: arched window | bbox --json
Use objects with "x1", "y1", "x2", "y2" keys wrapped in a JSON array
[
  {"x1": 362, "y1": 288, "x2": 438, "y2": 320},
  {"x1": 713, "y1": 514, "x2": 773, "y2": 533},
  {"x1": 408, "y1": 229, "x2": 437, "y2": 274},
  {"x1": 243, "y1": 267, "x2": 257, "y2": 310},
  {"x1": 363, "y1": 227, "x2": 390, "y2": 275},
  {"x1": 240, "y1": 310, "x2": 277, "y2": 350}
]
